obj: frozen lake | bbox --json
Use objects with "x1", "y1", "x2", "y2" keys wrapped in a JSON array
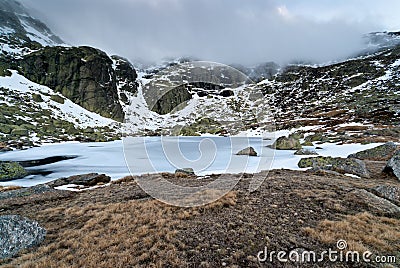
[{"x1": 0, "y1": 136, "x2": 382, "y2": 187}]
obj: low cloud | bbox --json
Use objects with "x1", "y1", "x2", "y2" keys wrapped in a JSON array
[{"x1": 23, "y1": 0, "x2": 396, "y2": 66}]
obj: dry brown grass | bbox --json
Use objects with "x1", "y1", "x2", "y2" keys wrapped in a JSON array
[
  {"x1": 2, "y1": 191, "x2": 237, "y2": 268},
  {"x1": 111, "y1": 175, "x2": 135, "y2": 184},
  {"x1": 174, "y1": 172, "x2": 190, "y2": 179},
  {"x1": 304, "y1": 212, "x2": 400, "y2": 254},
  {"x1": 0, "y1": 185, "x2": 22, "y2": 192}
]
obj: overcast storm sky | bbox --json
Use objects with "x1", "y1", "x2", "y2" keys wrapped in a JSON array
[{"x1": 23, "y1": 0, "x2": 400, "y2": 66}]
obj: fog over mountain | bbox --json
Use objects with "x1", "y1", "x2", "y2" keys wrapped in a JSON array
[{"x1": 20, "y1": 0, "x2": 400, "y2": 66}]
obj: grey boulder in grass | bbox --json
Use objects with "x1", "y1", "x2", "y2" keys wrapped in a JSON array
[{"x1": 0, "y1": 215, "x2": 46, "y2": 259}]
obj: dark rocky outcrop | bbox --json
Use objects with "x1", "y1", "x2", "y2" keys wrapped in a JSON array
[
  {"x1": 46, "y1": 173, "x2": 111, "y2": 187},
  {"x1": 384, "y1": 150, "x2": 400, "y2": 180},
  {"x1": 236, "y1": 147, "x2": 258, "y2": 157},
  {"x1": 0, "y1": 215, "x2": 46, "y2": 259},
  {"x1": 146, "y1": 84, "x2": 192, "y2": 115},
  {"x1": 0, "y1": 162, "x2": 27, "y2": 181},
  {"x1": 271, "y1": 136, "x2": 302, "y2": 150},
  {"x1": 348, "y1": 142, "x2": 398, "y2": 161},
  {"x1": 111, "y1": 55, "x2": 138, "y2": 94},
  {"x1": 298, "y1": 156, "x2": 370, "y2": 178},
  {"x1": 17, "y1": 46, "x2": 127, "y2": 121}
]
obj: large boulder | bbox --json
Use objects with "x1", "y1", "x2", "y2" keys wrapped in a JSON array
[
  {"x1": 236, "y1": 147, "x2": 258, "y2": 156},
  {"x1": 0, "y1": 215, "x2": 46, "y2": 259},
  {"x1": 271, "y1": 136, "x2": 302, "y2": 150},
  {"x1": 372, "y1": 185, "x2": 400, "y2": 205},
  {"x1": 384, "y1": 150, "x2": 400, "y2": 180},
  {"x1": 47, "y1": 173, "x2": 111, "y2": 187},
  {"x1": 348, "y1": 189, "x2": 400, "y2": 217},
  {"x1": 0, "y1": 162, "x2": 28, "y2": 182},
  {"x1": 298, "y1": 156, "x2": 370, "y2": 178},
  {"x1": 348, "y1": 142, "x2": 398, "y2": 161}
]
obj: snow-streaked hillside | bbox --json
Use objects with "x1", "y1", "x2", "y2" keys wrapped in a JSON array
[
  {"x1": 0, "y1": 71, "x2": 117, "y2": 128},
  {"x1": 120, "y1": 62, "x2": 275, "y2": 137}
]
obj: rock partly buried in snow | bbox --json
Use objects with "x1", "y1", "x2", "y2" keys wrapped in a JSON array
[
  {"x1": 0, "y1": 162, "x2": 28, "y2": 182},
  {"x1": 294, "y1": 149, "x2": 318, "y2": 156},
  {"x1": 348, "y1": 142, "x2": 397, "y2": 161},
  {"x1": 271, "y1": 136, "x2": 301, "y2": 150},
  {"x1": 298, "y1": 156, "x2": 370, "y2": 178},
  {"x1": 175, "y1": 168, "x2": 195, "y2": 176},
  {"x1": 236, "y1": 147, "x2": 258, "y2": 156},
  {"x1": 372, "y1": 185, "x2": 400, "y2": 205},
  {"x1": 0, "y1": 215, "x2": 46, "y2": 259},
  {"x1": 47, "y1": 173, "x2": 111, "y2": 187},
  {"x1": 383, "y1": 150, "x2": 400, "y2": 180}
]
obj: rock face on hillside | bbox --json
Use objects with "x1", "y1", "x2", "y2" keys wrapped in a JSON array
[
  {"x1": 17, "y1": 46, "x2": 130, "y2": 121},
  {"x1": 0, "y1": 0, "x2": 63, "y2": 49},
  {"x1": 147, "y1": 84, "x2": 192, "y2": 115},
  {"x1": 111, "y1": 55, "x2": 138, "y2": 95}
]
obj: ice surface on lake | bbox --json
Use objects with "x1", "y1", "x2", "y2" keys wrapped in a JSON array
[{"x1": 0, "y1": 137, "x2": 383, "y2": 187}]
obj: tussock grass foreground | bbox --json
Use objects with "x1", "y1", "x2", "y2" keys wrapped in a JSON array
[
  {"x1": 1, "y1": 164, "x2": 400, "y2": 267},
  {"x1": 1, "y1": 191, "x2": 237, "y2": 268},
  {"x1": 305, "y1": 212, "x2": 400, "y2": 254}
]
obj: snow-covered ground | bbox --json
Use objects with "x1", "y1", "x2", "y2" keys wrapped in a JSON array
[{"x1": 0, "y1": 137, "x2": 384, "y2": 187}]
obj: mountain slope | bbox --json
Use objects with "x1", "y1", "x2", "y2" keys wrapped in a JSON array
[{"x1": 0, "y1": 0, "x2": 63, "y2": 52}]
